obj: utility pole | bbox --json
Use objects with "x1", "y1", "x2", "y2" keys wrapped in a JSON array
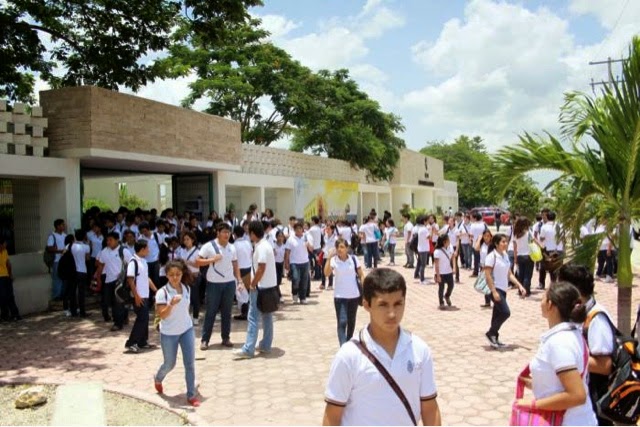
[{"x1": 589, "y1": 57, "x2": 626, "y2": 94}]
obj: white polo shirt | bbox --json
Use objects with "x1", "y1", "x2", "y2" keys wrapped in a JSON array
[
  {"x1": 417, "y1": 225, "x2": 431, "y2": 253},
  {"x1": 330, "y1": 255, "x2": 360, "y2": 299},
  {"x1": 540, "y1": 222, "x2": 559, "y2": 251},
  {"x1": 434, "y1": 247, "x2": 453, "y2": 275},
  {"x1": 156, "y1": 284, "x2": 192, "y2": 336},
  {"x1": 457, "y1": 221, "x2": 470, "y2": 245},
  {"x1": 530, "y1": 323, "x2": 597, "y2": 426},
  {"x1": 139, "y1": 233, "x2": 160, "y2": 263},
  {"x1": 323, "y1": 233, "x2": 338, "y2": 256},
  {"x1": 47, "y1": 232, "x2": 67, "y2": 262},
  {"x1": 274, "y1": 243, "x2": 286, "y2": 263},
  {"x1": 403, "y1": 221, "x2": 413, "y2": 242},
  {"x1": 97, "y1": 245, "x2": 133, "y2": 283},
  {"x1": 485, "y1": 250, "x2": 510, "y2": 291},
  {"x1": 585, "y1": 299, "x2": 615, "y2": 356},
  {"x1": 71, "y1": 242, "x2": 90, "y2": 274},
  {"x1": 309, "y1": 225, "x2": 323, "y2": 250},
  {"x1": 469, "y1": 221, "x2": 487, "y2": 245},
  {"x1": 360, "y1": 222, "x2": 379, "y2": 243},
  {"x1": 126, "y1": 255, "x2": 150, "y2": 298},
  {"x1": 234, "y1": 239, "x2": 253, "y2": 270},
  {"x1": 199, "y1": 239, "x2": 237, "y2": 283},
  {"x1": 177, "y1": 246, "x2": 200, "y2": 274},
  {"x1": 513, "y1": 232, "x2": 531, "y2": 256},
  {"x1": 338, "y1": 226, "x2": 353, "y2": 244},
  {"x1": 325, "y1": 326, "x2": 438, "y2": 426},
  {"x1": 286, "y1": 235, "x2": 309, "y2": 265},
  {"x1": 87, "y1": 231, "x2": 104, "y2": 258},
  {"x1": 254, "y1": 238, "x2": 277, "y2": 289}
]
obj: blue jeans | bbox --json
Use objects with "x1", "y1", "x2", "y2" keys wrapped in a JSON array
[
  {"x1": 388, "y1": 243, "x2": 396, "y2": 264},
  {"x1": 156, "y1": 327, "x2": 196, "y2": 399},
  {"x1": 334, "y1": 298, "x2": 359, "y2": 346},
  {"x1": 461, "y1": 244, "x2": 472, "y2": 269},
  {"x1": 364, "y1": 242, "x2": 379, "y2": 268},
  {"x1": 52, "y1": 261, "x2": 64, "y2": 299},
  {"x1": 291, "y1": 263, "x2": 309, "y2": 302},
  {"x1": 488, "y1": 289, "x2": 510, "y2": 338},
  {"x1": 312, "y1": 249, "x2": 322, "y2": 280},
  {"x1": 201, "y1": 281, "x2": 235, "y2": 344},
  {"x1": 417, "y1": 251, "x2": 429, "y2": 281},
  {"x1": 241, "y1": 290, "x2": 274, "y2": 356}
]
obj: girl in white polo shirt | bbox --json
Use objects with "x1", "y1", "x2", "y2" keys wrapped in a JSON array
[
  {"x1": 513, "y1": 217, "x2": 534, "y2": 296},
  {"x1": 325, "y1": 238, "x2": 366, "y2": 346},
  {"x1": 434, "y1": 235, "x2": 455, "y2": 310},
  {"x1": 154, "y1": 260, "x2": 200, "y2": 407},
  {"x1": 484, "y1": 234, "x2": 526, "y2": 348},
  {"x1": 516, "y1": 281, "x2": 596, "y2": 426}
]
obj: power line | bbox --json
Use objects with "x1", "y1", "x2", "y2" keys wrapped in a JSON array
[{"x1": 588, "y1": 57, "x2": 626, "y2": 94}]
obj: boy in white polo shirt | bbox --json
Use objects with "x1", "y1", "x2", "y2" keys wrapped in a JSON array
[{"x1": 323, "y1": 269, "x2": 441, "y2": 426}]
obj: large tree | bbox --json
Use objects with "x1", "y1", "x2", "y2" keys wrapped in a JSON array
[
  {"x1": 0, "y1": 0, "x2": 262, "y2": 102},
  {"x1": 290, "y1": 69, "x2": 405, "y2": 182},
  {"x1": 421, "y1": 135, "x2": 498, "y2": 208},
  {"x1": 494, "y1": 37, "x2": 640, "y2": 334}
]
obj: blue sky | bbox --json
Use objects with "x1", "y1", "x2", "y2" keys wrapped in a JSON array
[{"x1": 123, "y1": 0, "x2": 639, "y2": 159}]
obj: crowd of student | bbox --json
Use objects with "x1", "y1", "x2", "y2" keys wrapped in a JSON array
[{"x1": 5, "y1": 201, "x2": 634, "y2": 424}]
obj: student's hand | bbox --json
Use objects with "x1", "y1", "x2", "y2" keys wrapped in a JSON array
[
  {"x1": 492, "y1": 290, "x2": 501, "y2": 303},
  {"x1": 170, "y1": 295, "x2": 182, "y2": 306},
  {"x1": 211, "y1": 254, "x2": 223, "y2": 263},
  {"x1": 518, "y1": 375, "x2": 533, "y2": 390},
  {"x1": 134, "y1": 294, "x2": 143, "y2": 307},
  {"x1": 515, "y1": 398, "x2": 533, "y2": 408},
  {"x1": 435, "y1": 273, "x2": 440, "y2": 283},
  {"x1": 517, "y1": 285, "x2": 527, "y2": 298}
]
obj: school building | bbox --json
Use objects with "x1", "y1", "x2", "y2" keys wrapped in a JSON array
[{"x1": 0, "y1": 86, "x2": 458, "y2": 314}]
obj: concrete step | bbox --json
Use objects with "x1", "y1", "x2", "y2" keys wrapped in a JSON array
[{"x1": 51, "y1": 382, "x2": 106, "y2": 426}]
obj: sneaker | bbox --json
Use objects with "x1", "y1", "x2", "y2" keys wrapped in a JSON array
[
  {"x1": 327, "y1": 286, "x2": 333, "y2": 291},
  {"x1": 187, "y1": 397, "x2": 201, "y2": 407},
  {"x1": 257, "y1": 348, "x2": 271, "y2": 355},
  {"x1": 319, "y1": 285, "x2": 325, "y2": 290},
  {"x1": 64, "y1": 310, "x2": 72, "y2": 317},
  {"x1": 604, "y1": 276, "x2": 614, "y2": 284},
  {"x1": 154, "y1": 380, "x2": 163, "y2": 394},
  {"x1": 293, "y1": 296, "x2": 300, "y2": 304},
  {"x1": 221, "y1": 339, "x2": 233, "y2": 348},
  {"x1": 438, "y1": 304, "x2": 446, "y2": 310},
  {"x1": 127, "y1": 344, "x2": 140, "y2": 354},
  {"x1": 480, "y1": 304, "x2": 491, "y2": 309},
  {"x1": 192, "y1": 317, "x2": 199, "y2": 326},
  {"x1": 300, "y1": 300, "x2": 308, "y2": 305},
  {"x1": 420, "y1": 281, "x2": 427, "y2": 286},
  {"x1": 233, "y1": 349, "x2": 253, "y2": 359},
  {"x1": 200, "y1": 342, "x2": 209, "y2": 351},
  {"x1": 496, "y1": 339, "x2": 508, "y2": 348},
  {"x1": 445, "y1": 297, "x2": 452, "y2": 307},
  {"x1": 485, "y1": 333, "x2": 500, "y2": 349}
]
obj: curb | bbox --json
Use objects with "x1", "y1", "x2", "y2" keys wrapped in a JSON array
[{"x1": 0, "y1": 379, "x2": 207, "y2": 426}]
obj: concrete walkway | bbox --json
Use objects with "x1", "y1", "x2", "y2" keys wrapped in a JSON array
[{"x1": 1, "y1": 247, "x2": 638, "y2": 425}]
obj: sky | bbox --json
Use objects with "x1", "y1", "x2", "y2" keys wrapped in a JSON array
[{"x1": 36, "y1": 0, "x2": 640, "y2": 157}]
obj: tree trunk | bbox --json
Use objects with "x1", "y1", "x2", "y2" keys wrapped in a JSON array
[{"x1": 616, "y1": 220, "x2": 633, "y2": 335}]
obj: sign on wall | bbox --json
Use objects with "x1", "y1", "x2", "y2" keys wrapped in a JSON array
[{"x1": 294, "y1": 178, "x2": 358, "y2": 221}]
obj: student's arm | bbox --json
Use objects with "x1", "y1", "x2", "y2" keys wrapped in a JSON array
[
  {"x1": 94, "y1": 261, "x2": 105, "y2": 285},
  {"x1": 434, "y1": 251, "x2": 440, "y2": 283},
  {"x1": 508, "y1": 270, "x2": 526, "y2": 295},
  {"x1": 324, "y1": 255, "x2": 334, "y2": 278},
  {"x1": 149, "y1": 278, "x2": 157, "y2": 293},
  {"x1": 519, "y1": 369, "x2": 586, "y2": 411},
  {"x1": 484, "y1": 264, "x2": 500, "y2": 302},
  {"x1": 322, "y1": 404, "x2": 344, "y2": 426},
  {"x1": 421, "y1": 399, "x2": 442, "y2": 426},
  {"x1": 232, "y1": 260, "x2": 242, "y2": 283},
  {"x1": 250, "y1": 263, "x2": 266, "y2": 290},
  {"x1": 589, "y1": 355, "x2": 613, "y2": 375},
  {"x1": 284, "y1": 249, "x2": 291, "y2": 271},
  {"x1": 127, "y1": 276, "x2": 142, "y2": 307}
]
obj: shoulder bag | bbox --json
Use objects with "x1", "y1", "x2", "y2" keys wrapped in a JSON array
[
  {"x1": 350, "y1": 255, "x2": 363, "y2": 306},
  {"x1": 352, "y1": 330, "x2": 418, "y2": 426}
]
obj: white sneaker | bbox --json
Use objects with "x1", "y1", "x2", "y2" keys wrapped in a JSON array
[
  {"x1": 64, "y1": 310, "x2": 72, "y2": 317},
  {"x1": 233, "y1": 349, "x2": 253, "y2": 359},
  {"x1": 192, "y1": 317, "x2": 199, "y2": 326},
  {"x1": 300, "y1": 300, "x2": 308, "y2": 305},
  {"x1": 604, "y1": 276, "x2": 614, "y2": 283},
  {"x1": 293, "y1": 296, "x2": 300, "y2": 304}
]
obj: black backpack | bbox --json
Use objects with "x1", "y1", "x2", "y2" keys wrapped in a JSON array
[
  {"x1": 584, "y1": 310, "x2": 640, "y2": 425},
  {"x1": 57, "y1": 244, "x2": 77, "y2": 281},
  {"x1": 115, "y1": 257, "x2": 138, "y2": 305},
  {"x1": 409, "y1": 231, "x2": 419, "y2": 253}
]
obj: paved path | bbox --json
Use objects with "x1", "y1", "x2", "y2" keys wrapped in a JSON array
[{"x1": 1, "y1": 246, "x2": 639, "y2": 425}]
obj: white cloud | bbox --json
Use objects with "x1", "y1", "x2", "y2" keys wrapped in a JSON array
[
  {"x1": 569, "y1": 0, "x2": 640, "y2": 30},
  {"x1": 402, "y1": 0, "x2": 578, "y2": 152},
  {"x1": 259, "y1": 14, "x2": 301, "y2": 40}
]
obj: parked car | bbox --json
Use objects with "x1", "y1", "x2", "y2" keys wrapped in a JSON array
[{"x1": 470, "y1": 207, "x2": 510, "y2": 226}]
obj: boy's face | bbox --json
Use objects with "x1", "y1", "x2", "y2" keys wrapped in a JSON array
[
  {"x1": 364, "y1": 290, "x2": 405, "y2": 334},
  {"x1": 139, "y1": 246, "x2": 150, "y2": 258}
]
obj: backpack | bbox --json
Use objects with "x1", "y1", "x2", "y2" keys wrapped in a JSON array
[
  {"x1": 584, "y1": 310, "x2": 640, "y2": 425},
  {"x1": 409, "y1": 230, "x2": 419, "y2": 253},
  {"x1": 57, "y1": 244, "x2": 77, "y2": 281},
  {"x1": 115, "y1": 257, "x2": 138, "y2": 305},
  {"x1": 43, "y1": 233, "x2": 56, "y2": 272}
]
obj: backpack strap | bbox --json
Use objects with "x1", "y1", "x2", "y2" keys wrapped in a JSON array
[
  {"x1": 583, "y1": 309, "x2": 619, "y2": 354},
  {"x1": 352, "y1": 330, "x2": 417, "y2": 426},
  {"x1": 153, "y1": 232, "x2": 160, "y2": 247}
]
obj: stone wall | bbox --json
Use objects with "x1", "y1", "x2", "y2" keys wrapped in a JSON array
[{"x1": 40, "y1": 86, "x2": 242, "y2": 166}]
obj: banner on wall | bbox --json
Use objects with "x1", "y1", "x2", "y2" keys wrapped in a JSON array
[{"x1": 294, "y1": 178, "x2": 358, "y2": 221}]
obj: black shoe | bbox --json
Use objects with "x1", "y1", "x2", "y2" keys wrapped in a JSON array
[
  {"x1": 139, "y1": 343, "x2": 156, "y2": 349},
  {"x1": 233, "y1": 315, "x2": 247, "y2": 321},
  {"x1": 445, "y1": 297, "x2": 452, "y2": 306},
  {"x1": 104, "y1": 317, "x2": 112, "y2": 322}
]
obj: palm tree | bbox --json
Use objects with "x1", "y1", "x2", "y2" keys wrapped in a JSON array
[{"x1": 494, "y1": 36, "x2": 640, "y2": 334}]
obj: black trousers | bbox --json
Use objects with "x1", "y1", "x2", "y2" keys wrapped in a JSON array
[
  {"x1": 126, "y1": 298, "x2": 149, "y2": 347},
  {"x1": 0, "y1": 277, "x2": 20, "y2": 320},
  {"x1": 65, "y1": 272, "x2": 87, "y2": 316}
]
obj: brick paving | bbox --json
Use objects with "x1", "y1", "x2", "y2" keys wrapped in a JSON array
[{"x1": 1, "y1": 245, "x2": 639, "y2": 425}]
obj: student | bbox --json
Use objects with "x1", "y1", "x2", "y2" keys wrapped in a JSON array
[
  {"x1": 323, "y1": 268, "x2": 441, "y2": 426},
  {"x1": 125, "y1": 240, "x2": 158, "y2": 354},
  {"x1": 138, "y1": 222, "x2": 161, "y2": 293},
  {"x1": 434, "y1": 235, "x2": 455, "y2": 310},
  {"x1": 154, "y1": 260, "x2": 200, "y2": 407},
  {"x1": 384, "y1": 219, "x2": 398, "y2": 266},
  {"x1": 321, "y1": 224, "x2": 338, "y2": 290},
  {"x1": 478, "y1": 229, "x2": 493, "y2": 308},
  {"x1": 233, "y1": 225, "x2": 253, "y2": 321},
  {"x1": 309, "y1": 216, "x2": 323, "y2": 281},
  {"x1": 415, "y1": 216, "x2": 433, "y2": 285},
  {"x1": 198, "y1": 222, "x2": 242, "y2": 350},
  {"x1": 558, "y1": 265, "x2": 614, "y2": 426},
  {"x1": 69, "y1": 229, "x2": 90, "y2": 317},
  {"x1": 537, "y1": 211, "x2": 562, "y2": 289},
  {"x1": 484, "y1": 234, "x2": 526, "y2": 348},
  {"x1": 95, "y1": 232, "x2": 132, "y2": 331},
  {"x1": 46, "y1": 218, "x2": 68, "y2": 300},
  {"x1": 234, "y1": 221, "x2": 278, "y2": 359},
  {"x1": 457, "y1": 214, "x2": 472, "y2": 270},
  {"x1": 469, "y1": 213, "x2": 486, "y2": 277},
  {"x1": 0, "y1": 237, "x2": 21, "y2": 321},
  {"x1": 401, "y1": 214, "x2": 414, "y2": 269},
  {"x1": 274, "y1": 231, "x2": 286, "y2": 303},
  {"x1": 177, "y1": 231, "x2": 201, "y2": 325},
  {"x1": 513, "y1": 217, "x2": 534, "y2": 296},
  {"x1": 442, "y1": 216, "x2": 460, "y2": 283},
  {"x1": 359, "y1": 215, "x2": 380, "y2": 269},
  {"x1": 284, "y1": 222, "x2": 313, "y2": 304},
  {"x1": 86, "y1": 222, "x2": 104, "y2": 283},
  {"x1": 325, "y1": 238, "x2": 365, "y2": 346},
  {"x1": 516, "y1": 281, "x2": 596, "y2": 425}
]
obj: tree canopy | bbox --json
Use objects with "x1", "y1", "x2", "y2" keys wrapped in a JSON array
[{"x1": 0, "y1": 0, "x2": 262, "y2": 102}]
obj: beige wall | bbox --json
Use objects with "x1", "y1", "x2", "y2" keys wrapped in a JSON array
[
  {"x1": 390, "y1": 149, "x2": 445, "y2": 189},
  {"x1": 83, "y1": 175, "x2": 173, "y2": 211},
  {"x1": 40, "y1": 86, "x2": 242, "y2": 166}
]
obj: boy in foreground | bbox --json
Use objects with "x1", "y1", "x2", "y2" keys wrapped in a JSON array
[{"x1": 323, "y1": 268, "x2": 441, "y2": 426}]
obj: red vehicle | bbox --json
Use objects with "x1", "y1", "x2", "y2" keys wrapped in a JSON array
[{"x1": 470, "y1": 207, "x2": 510, "y2": 226}]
